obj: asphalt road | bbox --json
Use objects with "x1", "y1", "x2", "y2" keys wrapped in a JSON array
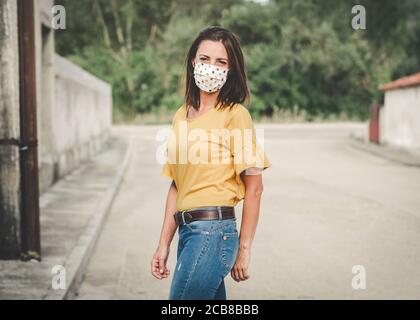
[{"x1": 75, "y1": 123, "x2": 420, "y2": 299}]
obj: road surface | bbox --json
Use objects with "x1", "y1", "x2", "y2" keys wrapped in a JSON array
[{"x1": 75, "y1": 123, "x2": 420, "y2": 299}]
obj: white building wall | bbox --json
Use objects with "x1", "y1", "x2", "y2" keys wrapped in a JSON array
[{"x1": 380, "y1": 86, "x2": 420, "y2": 150}]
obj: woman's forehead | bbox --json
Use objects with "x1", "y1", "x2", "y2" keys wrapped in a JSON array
[{"x1": 197, "y1": 40, "x2": 228, "y2": 59}]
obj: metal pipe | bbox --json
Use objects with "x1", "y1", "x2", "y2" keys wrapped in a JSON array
[{"x1": 17, "y1": 0, "x2": 41, "y2": 261}]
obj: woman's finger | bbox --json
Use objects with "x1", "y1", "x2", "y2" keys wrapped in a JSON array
[
  {"x1": 151, "y1": 257, "x2": 156, "y2": 272},
  {"x1": 152, "y1": 268, "x2": 162, "y2": 279},
  {"x1": 162, "y1": 268, "x2": 170, "y2": 278},
  {"x1": 158, "y1": 257, "x2": 165, "y2": 274},
  {"x1": 237, "y1": 267, "x2": 246, "y2": 281},
  {"x1": 232, "y1": 267, "x2": 240, "y2": 282},
  {"x1": 242, "y1": 267, "x2": 250, "y2": 280},
  {"x1": 151, "y1": 257, "x2": 163, "y2": 279}
]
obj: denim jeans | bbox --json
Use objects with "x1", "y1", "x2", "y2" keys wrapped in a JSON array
[{"x1": 169, "y1": 217, "x2": 239, "y2": 300}]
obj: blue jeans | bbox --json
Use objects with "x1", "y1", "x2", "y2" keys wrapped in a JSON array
[{"x1": 169, "y1": 217, "x2": 239, "y2": 300}]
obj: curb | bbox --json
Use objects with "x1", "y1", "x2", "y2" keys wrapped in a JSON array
[
  {"x1": 347, "y1": 136, "x2": 420, "y2": 168},
  {"x1": 43, "y1": 135, "x2": 134, "y2": 300}
]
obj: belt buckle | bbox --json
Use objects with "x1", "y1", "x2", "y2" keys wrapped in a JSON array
[
  {"x1": 178, "y1": 209, "x2": 193, "y2": 225},
  {"x1": 183, "y1": 210, "x2": 193, "y2": 224}
]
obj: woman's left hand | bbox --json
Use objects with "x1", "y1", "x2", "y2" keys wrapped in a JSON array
[{"x1": 231, "y1": 247, "x2": 251, "y2": 282}]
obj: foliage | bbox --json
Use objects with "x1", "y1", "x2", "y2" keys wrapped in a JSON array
[{"x1": 55, "y1": 0, "x2": 420, "y2": 121}]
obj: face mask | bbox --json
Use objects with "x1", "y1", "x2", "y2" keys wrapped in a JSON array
[{"x1": 193, "y1": 62, "x2": 229, "y2": 93}]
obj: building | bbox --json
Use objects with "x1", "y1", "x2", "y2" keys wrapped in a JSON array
[{"x1": 377, "y1": 72, "x2": 420, "y2": 149}]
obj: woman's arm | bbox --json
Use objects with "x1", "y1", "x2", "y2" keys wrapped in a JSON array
[
  {"x1": 151, "y1": 180, "x2": 178, "y2": 280},
  {"x1": 231, "y1": 168, "x2": 264, "y2": 282}
]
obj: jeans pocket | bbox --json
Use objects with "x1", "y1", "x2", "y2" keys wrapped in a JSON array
[
  {"x1": 220, "y1": 230, "x2": 239, "y2": 274},
  {"x1": 184, "y1": 220, "x2": 213, "y2": 235}
]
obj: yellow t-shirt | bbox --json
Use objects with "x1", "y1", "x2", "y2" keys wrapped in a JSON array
[{"x1": 161, "y1": 102, "x2": 271, "y2": 211}]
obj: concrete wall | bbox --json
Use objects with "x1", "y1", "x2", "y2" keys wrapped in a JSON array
[
  {"x1": 38, "y1": 55, "x2": 112, "y2": 193},
  {"x1": 0, "y1": 0, "x2": 22, "y2": 258},
  {"x1": 35, "y1": 0, "x2": 55, "y2": 194},
  {"x1": 33, "y1": 0, "x2": 113, "y2": 193},
  {"x1": 379, "y1": 86, "x2": 420, "y2": 149}
]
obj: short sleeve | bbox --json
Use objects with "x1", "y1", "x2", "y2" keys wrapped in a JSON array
[
  {"x1": 160, "y1": 108, "x2": 179, "y2": 181},
  {"x1": 161, "y1": 157, "x2": 175, "y2": 180},
  {"x1": 227, "y1": 105, "x2": 271, "y2": 180}
]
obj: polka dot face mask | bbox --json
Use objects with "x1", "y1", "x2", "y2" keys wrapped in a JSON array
[{"x1": 193, "y1": 62, "x2": 229, "y2": 93}]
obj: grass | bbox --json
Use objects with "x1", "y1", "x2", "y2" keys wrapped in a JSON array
[
  {"x1": 258, "y1": 107, "x2": 364, "y2": 123},
  {"x1": 112, "y1": 105, "x2": 365, "y2": 125}
]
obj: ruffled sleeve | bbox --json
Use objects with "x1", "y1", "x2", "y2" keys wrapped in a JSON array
[{"x1": 227, "y1": 105, "x2": 271, "y2": 199}]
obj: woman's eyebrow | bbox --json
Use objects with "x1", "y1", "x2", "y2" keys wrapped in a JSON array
[{"x1": 199, "y1": 54, "x2": 228, "y2": 61}]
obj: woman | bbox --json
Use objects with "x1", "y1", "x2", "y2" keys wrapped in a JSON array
[{"x1": 151, "y1": 26, "x2": 271, "y2": 300}]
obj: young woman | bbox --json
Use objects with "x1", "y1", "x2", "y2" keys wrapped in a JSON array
[{"x1": 151, "y1": 26, "x2": 271, "y2": 300}]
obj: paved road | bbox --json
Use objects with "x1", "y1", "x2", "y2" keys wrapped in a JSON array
[{"x1": 75, "y1": 123, "x2": 420, "y2": 299}]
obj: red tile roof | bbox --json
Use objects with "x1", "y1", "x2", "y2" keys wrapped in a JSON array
[{"x1": 379, "y1": 72, "x2": 420, "y2": 91}]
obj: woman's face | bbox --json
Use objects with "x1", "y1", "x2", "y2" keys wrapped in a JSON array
[{"x1": 193, "y1": 40, "x2": 229, "y2": 69}]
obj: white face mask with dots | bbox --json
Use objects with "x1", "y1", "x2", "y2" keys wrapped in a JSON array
[{"x1": 193, "y1": 62, "x2": 229, "y2": 93}]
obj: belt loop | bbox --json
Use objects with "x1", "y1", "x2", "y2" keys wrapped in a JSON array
[{"x1": 217, "y1": 206, "x2": 222, "y2": 220}]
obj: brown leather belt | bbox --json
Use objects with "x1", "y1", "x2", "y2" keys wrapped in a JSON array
[{"x1": 174, "y1": 206, "x2": 235, "y2": 226}]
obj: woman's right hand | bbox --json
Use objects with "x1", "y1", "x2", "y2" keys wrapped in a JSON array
[{"x1": 151, "y1": 245, "x2": 170, "y2": 280}]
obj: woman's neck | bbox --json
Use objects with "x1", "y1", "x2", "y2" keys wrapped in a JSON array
[{"x1": 199, "y1": 91, "x2": 219, "y2": 110}]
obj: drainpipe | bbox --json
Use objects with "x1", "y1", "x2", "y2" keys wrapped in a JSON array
[{"x1": 17, "y1": 0, "x2": 41, "y2": 261}]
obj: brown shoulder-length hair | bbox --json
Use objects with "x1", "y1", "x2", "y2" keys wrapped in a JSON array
[{"x1": 184, "y1": 26, "x2": 250, "y2": 111}]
